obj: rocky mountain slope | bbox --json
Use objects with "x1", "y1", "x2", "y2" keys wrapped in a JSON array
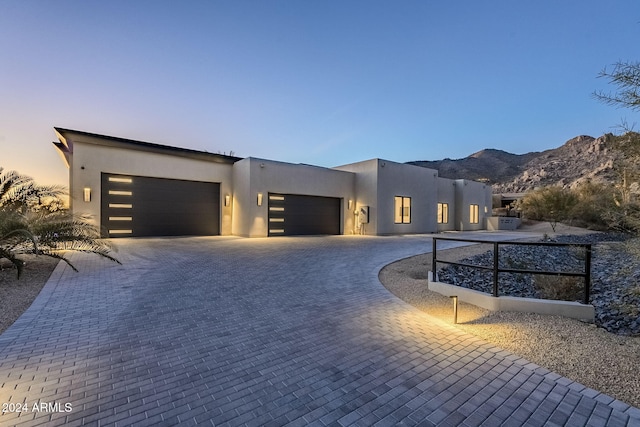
[
  {"x1": 409, "y1": 149, "x2": 539, "y2": 185},
  {"x1": 409, "y1": 133, "x2": 635, "y2": 193}
]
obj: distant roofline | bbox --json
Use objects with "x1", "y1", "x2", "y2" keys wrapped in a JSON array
[
  {"x1": 53, "y1": 127, "x2": 243, "y2": 164},
  {"x1": 498, "y1": 192, "x2": 528, "y2": 198}
]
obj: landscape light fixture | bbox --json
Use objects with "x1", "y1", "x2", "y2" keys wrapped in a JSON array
[
  {"x1": 450, "y1": 295, "x2": 458, "y2": 324},
  {"x1": 83, "y1": 187, "x2": 91, "y2": 202},
  {"x1": 257, "y1": 193, "x2": 263, "y2": 206}
]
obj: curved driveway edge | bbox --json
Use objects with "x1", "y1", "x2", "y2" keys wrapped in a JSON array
[{"x1": 0, "y1": 234, "x2": 638, "y2": 427}]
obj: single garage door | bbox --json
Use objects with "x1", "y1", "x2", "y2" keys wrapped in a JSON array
[
  {"x1": 101, "y1": 173, "x2": 220, "y2": 238},
  {"x1": 268, "y1": 193, "x2": 340, "y2": 236}
]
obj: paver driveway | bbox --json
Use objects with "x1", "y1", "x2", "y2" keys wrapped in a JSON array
[{"x1": 0, "y1": 234, "x2": 638, "y2": 427}]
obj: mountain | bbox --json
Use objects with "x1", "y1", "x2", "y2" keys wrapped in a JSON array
[
  {"x1": 408, "y1": 133, "x2": 637, "y2": 193},
  {"x1": 408, "y1": 149, "x2": 539, "y2": 184}
]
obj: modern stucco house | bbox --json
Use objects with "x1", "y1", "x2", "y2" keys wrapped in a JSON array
[{"x1": 53, "y1": 128, "x2": 492, "y2": 238}]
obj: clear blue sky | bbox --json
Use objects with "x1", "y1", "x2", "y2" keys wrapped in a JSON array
[{"x1": 1, "y1": 1, "x2": 639, "y2": 186}]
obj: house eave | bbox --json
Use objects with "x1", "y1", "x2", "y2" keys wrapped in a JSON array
[{"x1": 54, "y1": 127, "x2": 243, "y2": 165}]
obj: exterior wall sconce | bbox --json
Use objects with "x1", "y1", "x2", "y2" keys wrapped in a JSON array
[
  {"x1": 257, "y1": 193, "x2": 263, "y2": 206},
  {"x1": 83, "y1": 187, "x2": 91, "y2": 202},
  {"x1": 348, "y1": 199, "x2": 353, "y2": 210},
  {"x1": 224, "y1": 194, "x2": 231, "y2": 207}
]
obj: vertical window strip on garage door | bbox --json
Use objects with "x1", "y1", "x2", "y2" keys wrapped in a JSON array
[
  {"x1": 267, "y1": 193, "x2": 341, "y2": 236},
  {"x1": 104, "y1": 174, "x2": 134, "y2": 236},
  {"x1": 268, "y1": 194, "x2": 286, "y2": 235}
]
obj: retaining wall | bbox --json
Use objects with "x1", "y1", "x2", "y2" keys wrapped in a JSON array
[{"x1": 428, "y1": 272, "x2": 594, "y2": 321}]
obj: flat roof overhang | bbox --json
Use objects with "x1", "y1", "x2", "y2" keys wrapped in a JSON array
[{"x1": 53, "y1": 127, "x2": 243, "y2": 165}]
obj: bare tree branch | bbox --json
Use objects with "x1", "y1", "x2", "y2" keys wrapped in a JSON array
[{"x1": 594, "y1": 61, "x2": 640, "y2": 111}]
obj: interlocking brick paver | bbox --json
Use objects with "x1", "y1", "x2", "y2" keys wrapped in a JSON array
[{"x1": 0, "y1": 233, "x2": 638, "y2": 426}]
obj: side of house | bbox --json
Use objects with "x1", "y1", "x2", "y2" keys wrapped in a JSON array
[{"x1": 53, "y1": 128, "x2": 492, "y2": 238}]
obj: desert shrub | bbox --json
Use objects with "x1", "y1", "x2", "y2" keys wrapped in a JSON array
[
  {"x1": 620, "y1": 238, "x2": 640, "y2": 259},
  {"x1": 517, "y1": 181, "x2": 640, "y2": 233},
  {"x1": 533, "y1": 274, "x2": 584, "y2": 301},
  {"x1": 570, "y1": 182, "x2": 617, "y2": 230},
  {"x1": 611, "y1": 301, "x2": 640, "y2": 317},
  {"x1": 601, "y1": 201, "x2": 640, "y2": 234},
  {"x1": 0, "y1": 168, "x2": 119, "y2": 277},
  {"x1": 517, "y1": 187, "x2": 578, "y2": 231}
]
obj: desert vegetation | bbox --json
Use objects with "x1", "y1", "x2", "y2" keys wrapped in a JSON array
[
  {"x1": 514, "y1": 141, "x2": 640, "y2": 234},
  {"x1": 0, "y1": 167, "x2": 119, "y2": 277},
  {"x1": 517, "y1": 58, "x2": 640, "y2": 234}
]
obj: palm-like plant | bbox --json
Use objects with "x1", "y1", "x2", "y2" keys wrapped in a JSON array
[
  {"x1": 0, "y1": 168, "x2": 120, "y2": 277},
  {"x1": 0, "y1": 168, "x2": 66, "y2": 213},
  {"x1": 0, "y1": 222, "x2": 38, "y2": 278}
]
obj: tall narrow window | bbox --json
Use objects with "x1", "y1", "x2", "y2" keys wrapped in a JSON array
[
  {"x1": 394, "y1": 196, "x2": 411, "y2": 224},
  {"x1": 470, "y1": 204, "x2": 479, "y2": 224},
  {"x1": 437, "y1": 203, "x2": 449, "y2": 224}
]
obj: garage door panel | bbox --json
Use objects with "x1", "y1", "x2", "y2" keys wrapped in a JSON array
[
  {"x1": 268, "y1": 193, "x2": 340, "y2": 236},
  {"x1": 101, "y1": 173, "x2": 220, "y2": 238}
]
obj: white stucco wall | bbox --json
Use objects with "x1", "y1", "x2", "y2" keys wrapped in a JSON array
[
  {"x1": 333, "y1": 159, "x2": 379, "y2": 235},
  {"x1": 376, "y1": 160, "x2": 438, "y2": 235},
  {"x1": 437, "y1": 178, "x2": 456, "y2": 232},
  {"x1": 454, "y1": 179, "x2": 492, "y2": 231},
  {"x1": 231, "y1": 158, "x2": 252, "y2": 236},
  {"x1": 232, "y1": 158, "x2": 355, "y2": 237},
  {"x1": 338, "y1": 159, "x2": 440, "y2": 235},
  {"x1": 67, "y1": 138, "x2": 234, "y2": 235}
]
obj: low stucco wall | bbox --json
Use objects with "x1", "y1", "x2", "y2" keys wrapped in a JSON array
[
  {"x1": 428, "y1": 272, "x2": 594, "y2": 321},
  {"x1": 487, "y1": 216, "x2": 521, "y2": 231}
]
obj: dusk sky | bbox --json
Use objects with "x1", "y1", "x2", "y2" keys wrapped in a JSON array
[{"x1": 1, "y1": 1, "x2": 639, "y2": 187}]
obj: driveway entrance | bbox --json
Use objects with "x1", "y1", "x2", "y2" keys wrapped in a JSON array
[{"x1": 0, "y1": 235, "x2": 637, "y2": 426}]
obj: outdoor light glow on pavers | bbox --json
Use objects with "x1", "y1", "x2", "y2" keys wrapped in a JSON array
[{"x1": 0, "y1": 234, "x2": 638, "y2": 426}]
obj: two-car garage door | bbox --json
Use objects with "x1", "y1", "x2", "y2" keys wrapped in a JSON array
[{"x1": 101, "y1": 173, "x2": 220, "y2": 238}]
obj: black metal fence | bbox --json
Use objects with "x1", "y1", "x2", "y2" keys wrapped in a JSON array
[{"x1": 432, "y1": 237, "x2": 592, "y2": 304}]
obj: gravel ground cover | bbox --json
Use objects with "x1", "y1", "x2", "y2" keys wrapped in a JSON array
[
  {"x1": 0, "y1": 255, "x2": 59, "y2": 335},
  {"x1": 379, "y1": 229, "x2": 640, "y2": 409},
  {"x1": 437, "y1": 233, "x2": 640, "y2": 335}
]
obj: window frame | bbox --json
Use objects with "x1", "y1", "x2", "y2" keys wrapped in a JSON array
[
  {"x1": 437, "y1": 202, "x2": 449, "y2": 224},
  {"x1": 394, "y1": 196, "x2": 411, "y2": 224},
  {"x1": 470, "y1": 204, "x2": 479, "y2": 224}
]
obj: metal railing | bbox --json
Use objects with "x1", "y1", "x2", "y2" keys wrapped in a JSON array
[{"x1": 432, "y1": 237, "x2": 592, "y2": 304}]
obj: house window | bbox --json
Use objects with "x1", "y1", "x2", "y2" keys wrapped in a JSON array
[
  {"x1": 437, "y1": 203, "x2": 449, "y2": 224},
  {"x1": 394, "y1": 196, "x2": 411, "y2": 224},
  {"x1": 470, "y1": 204, "x2": 479, "y2": 224}
]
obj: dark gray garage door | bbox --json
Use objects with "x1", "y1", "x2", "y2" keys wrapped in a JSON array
[
  {"x1": 101, "y1": 173, "x2": 220, "y2": 238},
  {"x1": 268, "y1": 193, "x2": 340, "y2": 236}
]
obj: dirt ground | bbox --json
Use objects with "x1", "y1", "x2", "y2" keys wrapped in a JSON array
[{"x1": 0, "y1": 254, "x2": 60, "y2": 335}]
